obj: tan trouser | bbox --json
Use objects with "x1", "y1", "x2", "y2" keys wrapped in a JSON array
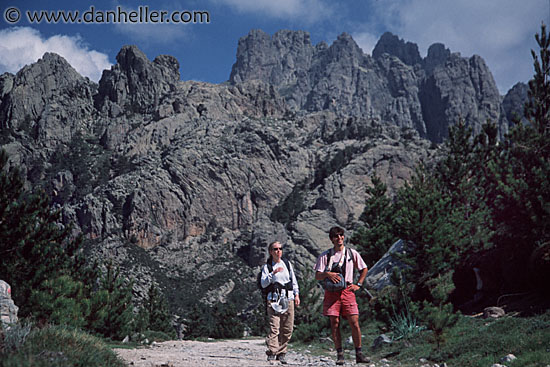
[{"x1": 266, "y1": 300, "x2": 295, "y2": 356}]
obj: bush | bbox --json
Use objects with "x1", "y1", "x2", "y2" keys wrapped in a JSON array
[
  {"x1": 292, "y1": 268, "x2": 328, "y2": 343},
  {"x1": 184, "y1": 301, "x2": 244, "y2": 339},
  {"x1": 1, "y1": 322, "x2": 32, "y2": 353},
  {"x1": 135, "y1": 284, "x2": 174, "y2": 337},
  {"x1": 0, "y1": 324, "x2": 126, "y2": 367},
  {"x1": 389, "y1": 300, "x2": 425, "y2": 341},
  {"x1": 28, "y1": 275, "x2": 90, "y2": 329}
]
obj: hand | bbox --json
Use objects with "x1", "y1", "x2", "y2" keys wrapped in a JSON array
[
  {"x1": 294, "y1": 294, "x2": 300, "y2": 307},
  {"x1": 349, "y1": 283, "x2": 360, "y2": 292},
  {"x1": 273, "y1": 267, "x2": 284, "y2": 274},
  {"x1": 326, "y1": 272, "x2": 341, "y2": 283}
]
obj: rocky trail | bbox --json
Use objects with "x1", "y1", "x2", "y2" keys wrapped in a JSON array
[{"x1": 114, "y1": 338, "x2": 350, "y2": 367}]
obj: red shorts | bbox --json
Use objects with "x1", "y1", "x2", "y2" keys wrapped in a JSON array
[{"x1": 323, "y1": 287, "x2": 359, "y2": 317}]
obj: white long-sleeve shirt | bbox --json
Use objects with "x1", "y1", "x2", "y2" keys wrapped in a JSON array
[{"x1": 260, "y1": 259, "x2": 299, "y2": 301}]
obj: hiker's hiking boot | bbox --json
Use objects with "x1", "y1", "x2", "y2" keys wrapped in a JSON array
[
  {"x1": 355, "y1": 352, "x2": 370, "y2": 364},
  {"x1": 336, "y1": 352, "x2": 345, "y2": 365},
  {"x1": 267, "y1": 352, "x2": 276, "y2": 362},
  {"x1": 276, "y1": 353, "x2": 288, "y2": 364}
]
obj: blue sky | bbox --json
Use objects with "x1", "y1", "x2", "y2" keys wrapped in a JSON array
[{"x1": 0, "y1": 0, "x2": 548, "y2": 94}]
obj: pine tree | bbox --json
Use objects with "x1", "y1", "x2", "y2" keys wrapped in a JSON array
[
  {"x1": 392, "y1": 164, "x2": 492, "y2": 300},
  {"x1": 419, "y1": 272, "x2": 458, "y2": 350},
  {"x1": 28, "y1": 275, "x2": 90, "y2": 328},
  {"x1": 209, "y1": 302, "x2": 244, "y2": 339},
  {"x1": 487, "y1": 24, "x2": 550, "y2": 291},
  {"x1": 136, "y1": 284, "x2": 173, "y2": 335},
  {"x1": 351, "y1": 175, "x2": 396, "y2": 265},
  {"x1": 184, "y1": 303, "x2": 215, "y2": 339},
  {"x1": 525, "y1": 24, "x2": 550, "y2": 137},
  {"x1": 87, "y1": 263, "x2": 134, "y2": 340},
  {"x1": 0, "y1": 149, "x2": 88, "y2": 316}
]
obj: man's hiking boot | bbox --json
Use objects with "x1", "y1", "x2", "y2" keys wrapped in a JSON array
[
  {"x1": 336, "y1": 352, "x2": 345, "y2": 365},
  {"x1": 276, "y1": 353, "x2": 288, "y2": 364},
  {"x1": 267, "y1": 352, "x2": 276, "y2": 362},
  {"x1": 355, "y1": 352, "x2": 370, "y2": 363}
]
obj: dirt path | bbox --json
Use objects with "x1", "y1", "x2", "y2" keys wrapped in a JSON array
[{"x1": 115, "y1": 338, "x2": 337, "y2": 367}]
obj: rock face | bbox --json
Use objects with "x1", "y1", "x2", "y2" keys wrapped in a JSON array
[
  {"x1": 0, "y1": 30, "x2": 527, "y2": 317},
  {"x1": 365, "y1": 239, "x2": 411, "y2": 291},
  {"x1": 0, "y1": 53, "x2": 97, "y2": 148},
  {"x1": 95, "y1": 45, "x2": 180, "y2": 117},
  {"x1": 230, "y1": 30, "x2": 509, "y2": 142}
]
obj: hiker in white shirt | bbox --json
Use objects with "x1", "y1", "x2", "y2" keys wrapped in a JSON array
[{"x1": 260, "y1": 241, "x2": 300, "y2": 364}]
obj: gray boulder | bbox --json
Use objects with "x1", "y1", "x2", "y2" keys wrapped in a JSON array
[
  {"x1": 0, "y1": 280, "x2": 18, "y2": 326},
  {"x1": 365, "y1": 239, "x2": 411, "y2": 291},
  {"x1": 483, "y1": 306, "x2": 505, "y2": 319}
]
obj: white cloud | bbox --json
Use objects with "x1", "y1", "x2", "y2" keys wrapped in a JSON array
[
  {"x1": 211, "y1": 0, "x2": 333, "y2": 23},
  {"x1": 0, "y1": 27, "x2": 111, "y2": 82},
  {"x1": 369, "y1": 0, "x2": 548, "y2": 93}
]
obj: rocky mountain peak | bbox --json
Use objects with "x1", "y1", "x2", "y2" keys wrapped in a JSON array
[
  {"x1": 114, "y1": 45, "x2": 180, "y2": 81},
  {"x1": 229, "y1": 29, "x2": 315, "y2": 86},
  {"x1": 326, "y1": 32, "x2": 365, "y2": 63},
  {"x1": 230, "y1": 29, "x2": 512, "y2": 142},
  {"x1": 424, "y1": 43, "x2": 451, "y2": 73},
  {"x1": 372, "y1": 31, "x2": 422, "y2": 66},
  {"x1": 95, "y1": 45, "x2": 179, "y2": 117},
  {"x1": 502, "y1": 82, "x2": 528, "y2": 124},
  {"x1": 115, "y1": 45, "x2": 149, "y2": 70},
  {"x1": 272, "y1": 29, "x2": 311, "y2": 47},
  {"x1": 0, "y1": 51, "x2": 95, "y2": 139}
]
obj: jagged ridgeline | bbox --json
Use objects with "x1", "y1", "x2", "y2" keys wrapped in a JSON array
[{"x1": 0, "y1": 29, "x2": 527, "y2": 316}]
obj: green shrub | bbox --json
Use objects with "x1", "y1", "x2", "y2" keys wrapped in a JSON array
[
  {"x1": 28, "y1": 275, "x2": 90, "y2": 329},
  {"x1": 292, "y1": 268, "x2": 328, "y2": 343},
  {"x1": 389, "y1": 301, "x2": 425, "y2": 341},
  {"x1": 135, "y1": 284, "x2": 174, "y2": 337},
  {"x1": 184, "y1": 301, "x2": 244, "y2": 339},
  {"x1": 0, "y1": 324, "x2": 126, "y2": 367},
  {"x1": 1, "y1": 322, "x2": 32, "y2": 353},
  {"x1": 293, "y1": 320, "x2": 330, "y2": 343}
]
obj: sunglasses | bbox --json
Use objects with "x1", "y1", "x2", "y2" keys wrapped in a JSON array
[{"x1": 272, "y1": 247, "x2": 282, "y2": 251}]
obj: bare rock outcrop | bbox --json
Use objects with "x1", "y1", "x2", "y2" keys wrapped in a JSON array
[
  {"x1": 372, "y1": 31, "x2": 422, "y2": 66},
  {"x1": 230, "y1": 30, "x2": 510, "y2": 143},
  {"x1": 0, "y1": 53, "x2": 97, "y2": 148},
  {"x1": 0, "y1": 280, "x2": 18, "y2": 326},
  {"x1": 95, "y1": 45, "x2": 180, "y2": 117}
]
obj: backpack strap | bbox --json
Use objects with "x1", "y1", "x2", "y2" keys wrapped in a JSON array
[
  {"x1": 269, "y1": 258, "x2": 295, "y2": 296},
  {"x1": 348, "y1": 248, "x2": 355, "y2": 268},
  {"x1": 324, "y1": 248, "x2": 334, "y2": 272},
  {"x1": 325, "y1": 248, "x2": 347, "y2": 278},
  {"x1": 282, "y1": 258, "x2": 294, "y2": 291}
]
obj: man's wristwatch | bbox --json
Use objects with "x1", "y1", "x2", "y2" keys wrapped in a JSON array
[{"x1": 356, "y1": 282, "x2": 362, "y2": 287}]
